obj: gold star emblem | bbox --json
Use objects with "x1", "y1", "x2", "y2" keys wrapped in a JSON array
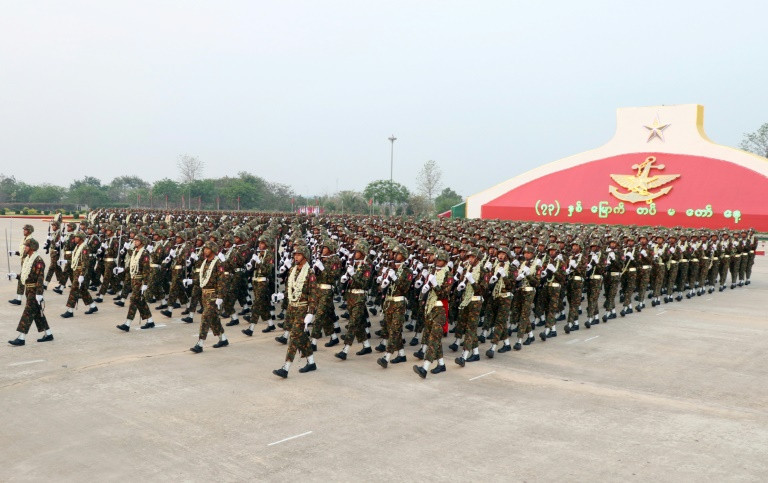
[{"x1": 644, "y1": 115, "x2": 670, "y2": 142}]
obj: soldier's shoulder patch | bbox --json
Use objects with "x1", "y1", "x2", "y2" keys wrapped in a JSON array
[
  {"x1": 364, "y1": 271, "x2": 370, "y2": 278},
  {"x1": 36, "y1": 262, "x2": 44, "y2": 269},
  {"x1": 407, "y1": 273, "x2": 413, "y2": 281},
  {"x1": 219, "y1": 266, "x2": 224, "y2": 272},
  {"x1": 308, "y1": 274, "x2": 316, "y2": 283}
]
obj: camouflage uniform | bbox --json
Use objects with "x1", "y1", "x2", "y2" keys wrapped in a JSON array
[
  {"x1": 16, "y1": 252, "x2": 49, "y2": 334},
  {"x1": 309, "y1": 248, "x2": 342, "y2": 339},
  {"x1": 126, "y1": 244, "x2": 153, "y2": 321},
  {"x1": 342, "y1": 256, "x2": 372, "y2": 346},
  {"x1": 65, "y1": 239, "x2": 95, "y2": 309},
  {"x1": 381, "y1": 259, "x2": 413, "y2": 354},
  {"x1": 251, "y1": 241, "x2": 275, "y2": 323},
  {"x1": 285, "y1": 261, "x2": 318, "y2": 362}
]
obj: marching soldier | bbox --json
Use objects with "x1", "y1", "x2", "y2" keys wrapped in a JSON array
[
  {"x1": 116, "y1": 235, "x2": 156, "y2": 331},
  {"x1": 8, "y1": 223, "x2": 34, "y2": 305},
  {"x1": 309, "y1": 238, "x2": 343, "y2": 350},
  {"x1": 413, "y1": 249, "x2": 451, "y2": 378},
  {"x1": 334, "y1": 240, "x2": 374, "y2": 360},
  {"x1": 243, "y1": 234, "x2": 277, "y2": 335},
  {"x1": 61, "y1": 231, "x2": 99, "y2": 318},
  {"x1": 377, "y1": 244, "x2": 413, "y2": 368},
  {"x1": 8, "y1": 238, "x2": 54, "y2": 346},
  {"x1": 454, "y1": 247, "x2": 487, "y2": 366},
  {"x1": 189, "y1": 241, "x2": 229, "y2": 353}
]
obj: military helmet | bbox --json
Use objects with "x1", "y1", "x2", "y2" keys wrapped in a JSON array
[
  {"x1": 203, "y1": 241, "x2": 219, "y2": 253},
  {"x1": 294, "y1": 244, "x2": 310, "y2": 260},
  {"x1": 435, "y1": 249, "x2": 449, "y2": 262},
  {"x1": 497, "y1": 245, "x2": 510, "y2": 257},
  {"x1": 353, "y1": 239, "x2": 369, "y2": 254},
  {"x1": 322, "y1": 238, "x2": 338, "y2": 252},
  {"x1": 24, "y1": 238, "x2": 40, "y2": 251},
  {"x1": 134, "y1": 234, "x2": 148, "y2": 245},
  {"x1": 392, "y1": 244, "x2": 409, "y2": 259},
  {"x1": 523, "y1": 244, "x2": 535, "y2": 254},
  {"x1": 23, "y1": 224, "x2": 34, "y2": 233},
  {"x1": 547, "y1": 243, "x2": 559, "y2": 251},
  {"x1": 73, "y1": 230, "x2": 86, "y2": 239}
]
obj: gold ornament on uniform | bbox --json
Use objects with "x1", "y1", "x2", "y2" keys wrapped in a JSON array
[{"x1": 609, "y1": 156, "x2": 679, "y2": 204}]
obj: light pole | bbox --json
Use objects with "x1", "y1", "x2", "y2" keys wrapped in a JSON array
[{"x1": 388, "y1": 135, "x2": 397, "y2": 183}]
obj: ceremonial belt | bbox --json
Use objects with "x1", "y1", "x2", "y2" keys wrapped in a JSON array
[
  {"x1": 64, "y1": 251, "x2": 73, "y2": 255},
  {"x1": 349, "y1": 289, "x2": 366, "y2": 294},
  {"x1": 224, "y1": 272, "x2": 231, "y2": 275},
  {"x1": 25, "y1": 283, "x2": 37, "y2": 288},
  {"x1": 470, "y1": 295, "x2": 483, "y2": 301},
  {"x1": 572, "y1": 276, "x2": 583, "y2": 281},
  {"x1": 610, "y1": 271, "x2": 621, "y2": 276},
  {"x1": 385, "y1": 295, "x2": 406, "y2": 302},
  {"x1": 202, "y1": 288, "x2": 215, "y2": 294},
  {"x1": 495, "y1": 292, "x2": 512, "y2": 298},
  {"x1": 628, "y1": 268, "x2": 637, "y2": 272},
  {"x1": 194, "y1": 268, "x2": 201, "y2": 273},
  {"x1": 703, "y1": 257, "x2": 709, "y2": 260},
  {"x1": 641, "y1": 265, "x2": 651, "y2": 269},
  {"x1": 679, "y1": 259, "x2": 688, "y2": 262},
  {"x1": 150, "y1": 263, "x2": 160, "y2": 268},
  {"x1": 289, "y1": 301, "x2": 308, "y2": 307},
  {"x1": 691, "y1": 258, "x2": 699, "y2": 262},
  {"x1": 318, "y1": 283, "x2": 333, "y2": 290},
  {"x1": 234, "y1": 268, "x2": 245, "y2": 272},
  {"x1": 669, "y1": 260, "x2": 677, "y2": 264},
  {"x1": 548, "y1": 282, "x2": 560, "y2": 288},
  {"x1": 750, "y1": 250, "x2": 755, "y2": 254},
  {"x1": 734, "y1": 254, "x2": 742, "y2": 258},
  {"x1": 104, "y1": 258, "x2": 116, "y2": 262},
  {"x1": 253, "y1": 276, "x2": 268, "y2": 282},
  {"x1": 173, "y1": 265, "x2": 183, "y2": 270},
  {"x1": 590, "y1": 274, "x2": 603, "y2": 279},
  {"x1": 723, "y1": 255, "x2": 730, "y2": 258},
  {"x1": 432, "y1": 300, "x2": 444, "y2": 308},
  {"x1": 522, "y1": 286, "x2": 535, "y2": 292}
]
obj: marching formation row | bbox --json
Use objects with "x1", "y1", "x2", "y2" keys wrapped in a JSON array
[{"x1": 6, "y1": 210, "x2": 759, "y2": 379}]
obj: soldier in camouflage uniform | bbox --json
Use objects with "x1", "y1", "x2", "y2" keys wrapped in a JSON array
[
  {"x1": 454, "y1": 247, "x2": 487, "y2": 366},
  {"x1": 584, "y1": 239, "x2": 604, "y2": 327},
  {"x1": 564, "y1": 240, "x2": 587, "y2": 331},
  {"x1": 8, "y1": 224, "x2": 34, "y2": 305},
  {"x1": 160, "y1": 231, "x2": 191, "y2": 319},
  {"x1": 146, "y1": 230, "x2": 168, "y2": 306},
  {"x1": 377, "y1": 244, "x2": 413, "y2": 368},
  {"x1": 181, "y1": 234, "x2": 206, "y2": 323},
  {"x1": 60, "y1": 231, "x2": 98, "y2": 318},
  {"x1": 8, "y1": 238, "x2": 54, "y2": 346},
  {"x1": 539, "y1": 243, "x2": 566, "y2": 340},
  {"x1": 188, "y1": 241, "x2": 229, "y2": 352},
  {"x1": 413, "y1": 249, "x2": 451, "y2": 378},
  {"x1": 602, "y1": 238, "x2": 621, "y2": 320},
  {"x1": 44, "y1": 220, "x2": 66, "y2": 291},
  {"x1": 663, "y1": 234, "x2": 681, "y2": 302},
  {"x1": 717, "y1": 232, "x2": 732, "y2": 292},
  {"x1": 510, "y1": 245, "x2": 540, "y2": 349},
  {"x1": 619, "y1": 237, "x2": 638, "y2": 316},
  {"x1": 243, "y1": 234, "x2": 277, "y2": 335},
  {"x1": 221, "y1": 232, "x2": 250, "y2": 327},
  {"x1": 95, "y1": 224, "x2": 121, "y2": 302},
  {"x1": 485, "y1": 245, "x2": 514, "y2": 357},
  {"x1": 335, "y1": 240, "x2": 374, "y2": 360},
  {"x1": 273, "y1": 244, "x2": 318, "y2": 378},
  {"x1": 116, "y1": 235, "x2": 156, "y2": 331},
  {"x1": 309, "y1": 238, "x2": 343, "y2": 350},
  {"x1": 635, "y1": 235, "x2": 652, "y2": 311}
]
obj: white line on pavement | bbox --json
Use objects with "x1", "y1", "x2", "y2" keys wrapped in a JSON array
[
  {"x1": 656, "y1": 311, "x2": 667, "y2": 316},
  {"x1": 469, "y1": 371, "x2": 495, "y2": 381},
  {"x1": 566, "y1": 339, "x2": 580, "y2": 344},
  {"x1": 584, "y1": 336, "x2": 600, "y2": 342},
  {"x1": 8, "y1": 359, "x2": 45, "y2": 367},
  {"x1": 267, "y1": 431, "x2": 313, "y2": 446}
]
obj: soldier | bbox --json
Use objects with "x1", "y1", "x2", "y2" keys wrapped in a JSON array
[
  {"x1": 189, "y1": 241, "x2": 229, "y2": 353},
  {"x1": 649, "y1": 234, "x2": 667, "y2": 306},
  {"x1": 584, "y1": 239, "x2": 604, "y2": 327},
  {"x1": 485, "y1": 245, "x2": 514, "y2": 358},
  {"x1": 454, "y1": 247, "x2": 486, "y2": 366},
  {"x1": 272, "y1": 244, "x2": 318, "y2": 378},
  {"x1": 635, "y1": 235, "x2": 652, "y2": 311},
  {"x1": 717, "y1": 232, "x2": 731, "y2": 292},
  {"x1": 377, "y1": 244, "x2": 413, "y2": 368},
  {"x1": 745, "y1": 229, "x2": 757, "y2": 285},
  {"x1": 243, "y1": 234, "x2": 277, "y2": 335},
  {"x1": 181, "y1": 234, "x2": 206, "y2": 323},
  {"x1": 8, "y1": 223, "x2": 34, "y2": 305},
  {"x1": 221, "y1": 231, "x2": 250, "y2": 327},
  {"x1": 116, "y1": 235, "x2": 156, "y2": 331},
  {"x1": 663, "y1": 234, "x2": 681, "y2": 302},
  {"x1": 160, "y1": 231, "x2": 191, "y2": 319},
  {"x1": 44, "y1": 220, "x2": 66, "y2": 291},
  {"x1": 335, "y1": 239, "x2": 374, "y2": 360},
  {"x1": 619, "y1": 237, "x2": 638, "y2": 316},
  {"x1": 413, "y1": 249, "x2": 451, "y2": 378},
  {"x1": 564, "y1": 240, "x2": 587, "y2": 331},
  {"x1": 539, "y1": 243, "x2": 566, "y2": 339},
  {"x1": 309, "y1": 238, "x2": 343, "y2": 350},
  {"x1": 509, "y1": 245, "x2": 540, "y2": 349},
  {"x1": 95, "y1": 224, "x2": 121, "y2": 303},
  {"x1": 146, "y1": 230, "x2": 168, "y2": 306},
  {"x1": 602, "y1": 237, "x2": 621, "y2": 320},
  {"x1": 60, "y1": 231, "x2": 99, "y2": 318},
  {"x1": 7, "y1": 239, "x2": 54, "y2": 346}
]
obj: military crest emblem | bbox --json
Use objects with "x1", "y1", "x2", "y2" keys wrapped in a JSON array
[{"x1": 609, "y1": 156, "x2": 680, "y2": 204}]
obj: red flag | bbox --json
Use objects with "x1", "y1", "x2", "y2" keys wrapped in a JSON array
[{"x1": 368, "y1": 198, "x2": 373, "y2": 206}]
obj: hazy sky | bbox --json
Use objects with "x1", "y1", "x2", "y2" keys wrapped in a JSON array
[{"x1": 1, "y1": 1, "x2": 766, "y2": 198}]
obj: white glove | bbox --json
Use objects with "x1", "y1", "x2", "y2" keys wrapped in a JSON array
[
  {"x1": 640, "y1": 249, "x2": 647, "y2": 257},
  {"x1": 381, "y1": 279, "x2": 390, "y2": 289},
  {"x1": 36, "y1": 294, "x2": 43, "y2": 303},
  {"x1": 283, "y1": 259, "x2": 293, "y2": 269},
  {"x1": 141, "y1": 284, "x2": 148, "y2": 293},
  {"x1": 78, "y1": 275, "x2": 85, "y2": 284},
  {"x1": 169, "y1": 249, "x2": 176, "y2": 257},
  {"x1": 546, "y1": 263, "x2": 556, "y2": 272},
  {"x1": 369, "y1": 249, "x2": 376, "y2": 256},
  {"x1": 387, "y1": 268, "x2": 397, "y2": 281},
  {"x1": 421, "y1": 284, "x2": 430, "y2": 294},
  {"x1": 7, "y1": 271, "x2": 17, "y2": 279},
  {"x1": 215, "y1": 298, "x2": 223, "y2": 309},
  {"x1": 495, "y1": 267, "x2": 507, "y2": 278},
  {"x1": 101, "y1": 242, "x2": 108, "y2": 249},
  {"x1": 457, "y1": 281, "x2": 466, "y2": 291},
  {"x1": 146, "y1": 245, "x2": 154, "y2": 253},
  {"x1": 271, "y1": 292, "x2": 285, "y2": 304},
  {"x1": 182, "y1": 278, "x2": 193, "y2": 287},
  {"x1": 252, "y1": 254, "x2": 261, "y2": 264},
  {"x1": 163, "y1": 256, "x2": 172, "y2": 265},
  {"x1": 217, "y1": 253, "x2": 226, "y2": 262},
  {"x1": 117, "y1": 266, "x2": 125, "y2": 274},
  {"x1": 58, "y1": 259, "x2": 68, "y2": 268},
  {"x1": 313, "y1": 260, "x2": 324, "y2": 271},
  {"x1": 591, "y1": 253, "x2": 600, "y2": 263},
  {"x1": 414, "y1": 280, "x2": 423, "y2": 289},
  {"x1": 97, "y1": 248, "x2": 103, "y2": 255},
  {"x1": 47, "y1": 235, "x2": 53, "y2": 242},
  {"x1": 119, "y1": 248, "x2": 126, "y2": 255},
  {"x1": 627, "y1": 252, "x2": 634, "y2": 260},
  {"x1": 608, "y1": 252, "x2": 616, "y2": 261},
  {"x1": 340, "y1": 274, "x2": 349, "y2": 284},
  {"x1": 489, "y1": 275, "x2": 498, "y2": 284},
  {"x1": 516, "y1": 272, "x2": 525, "y2": 281},
  {"x1": 346, "y1": 265, "x2": 355, "y2": 276},
  {"x1": 376, "y1": 275, "x2": 383, "y2": 284},
  {"x1": 484, "y1": 261, "x2": 493, "y2": 270},
  {"x1": 456, "y1": 265, "x2": 464, "y2": 275},
  {"x1": 303, "y1": 313, "x2": 314, "y2": 328},
  {"x1": 190, "y1": 252, "x2": 199, "y2": 261},
  {"x1": 465, "y1": 272, "x2": 475, "y2": 284},
  {"x1": 416, "y1": 262, "x2": 423, "y2": 271},
  {"x1": 447, "y1": 261, "x2": 454, "y2": 269},
  {"x1": 245, "y1": 262, "x2": 253, "y2": 270},
  {"x1": 8, "y1": 250, "x2": 14, "y2": 256},
  {"x1": 569, "y1": 259, "x2": 578, "y2": 268},
  {"x1": 427, "y1": 274, "x2": 437, "y2": 287},
  {"x1": 123, "y1": 242, "x2": 132, "y2": 250},
  {"x1": 421, "y1": 268, "x2": 429, "y2": 277}
]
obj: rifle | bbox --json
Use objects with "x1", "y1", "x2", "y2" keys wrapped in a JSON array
[{"x1": 5, "y1": 228, "x2": 10, "y2": 277}]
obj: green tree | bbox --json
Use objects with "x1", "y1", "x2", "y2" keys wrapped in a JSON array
[
  {"x1": 740, "y1": 123, "x2": 768, "y2": 158},
  {"x1": 152, "y1": 178, "x2": 182, "y2": 206},
  {"x1": 29, "y1": 184, "x2": 67, "y2": 203},
  {"x1": 434, "y1": 187, "x2": 463, "y2": 213},
  {"x1": 109, "y1": 175, "x2": 150, "y2": 203},
  {"x1": 363, "y1": 180, "x2": 410, "y2": 206}
]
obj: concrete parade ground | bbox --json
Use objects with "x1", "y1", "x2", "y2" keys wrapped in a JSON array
[{"x1": 0, "y1": 218, "x2": 766, "y2": 482}]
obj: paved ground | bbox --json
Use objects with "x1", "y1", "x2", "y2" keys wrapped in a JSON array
[{"x1": 1, "y1": 218, "x2": 766, "y2": 482}]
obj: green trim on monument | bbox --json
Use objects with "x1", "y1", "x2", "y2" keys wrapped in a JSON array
[{"x1": 451, "y1": 202, "x2": 466, "y2": 219}]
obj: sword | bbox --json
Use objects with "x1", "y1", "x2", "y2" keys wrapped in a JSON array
[{"x1": 5, "y1": 228, "x2": 10, "y2": 276}]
